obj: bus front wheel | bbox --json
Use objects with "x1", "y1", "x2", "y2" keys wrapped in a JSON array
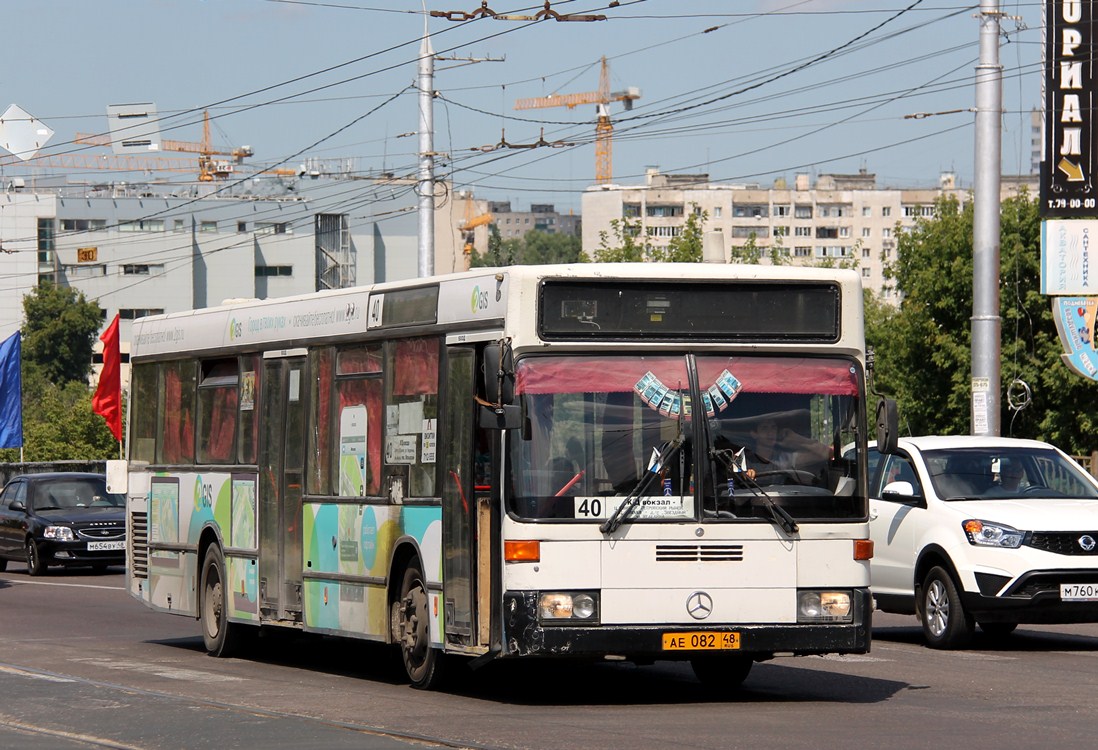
[
  {"x1": 394, "y1": 562, "x2": 444, "y2": 689},
  {"x1": 201, "y1": 545, "x2": 242, "y2": 658}
]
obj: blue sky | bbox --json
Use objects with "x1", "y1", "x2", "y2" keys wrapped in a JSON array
[{"x1": 2, "y1": 1, "x2": 1042, "y2": 211}]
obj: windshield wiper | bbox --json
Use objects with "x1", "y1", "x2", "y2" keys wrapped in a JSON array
[
  {"x1": 710, "y1": 447, "x2": 799, "y2": 535},
  {"x1": 600, "y1": 435, "x2": 685, "y2": 535}
]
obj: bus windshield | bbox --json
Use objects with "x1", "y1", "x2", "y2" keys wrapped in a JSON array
[{"x1": 506, "y1": 354, "x2": 864, "y2": 523}]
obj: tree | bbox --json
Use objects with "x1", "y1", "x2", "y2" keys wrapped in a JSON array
[
  {"x1": 587, "y1": 217, "x2": 653, "y2": 262},
  {"x1": 871, "y1": 192, "x2": 1096, "y2": 453},
  {"x1": 470, "y1": 228, "x2": 581, "y2": 267},
  {"x1": 0, "y1": 283, "x2": 117, "y2": 462},
  {"x1": 22, "y1": 283, "x2": 103, "y2": 385},
  {"x1": 587, "y1": 206, "x2": 707, "y2": 263}
]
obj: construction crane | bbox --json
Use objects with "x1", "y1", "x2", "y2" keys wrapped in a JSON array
[
  {"x1": 75, "y1": 110, "x2": 253, "y2": 182},
  {"x1": 514, "y1": 57, "x2": 640, "y2": 184},
  {"x1": 458, "y1": 192, "x2": 493, "y2": 263}
]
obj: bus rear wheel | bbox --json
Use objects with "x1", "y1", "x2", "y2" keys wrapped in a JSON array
[
  {"x1": 394, "y1": 562, "x2": 444, "y2": 689},
  {"x1": 201, "y1": 545, "x2": 242, "y2": 658}
]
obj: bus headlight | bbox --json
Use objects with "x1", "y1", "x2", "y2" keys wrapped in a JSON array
[
  {"x1": 798, "y1": 590, "x2": 852, "y2": 622},
  {"x1": 538, "y1": 591, "x2": 599, "y2": 623}
]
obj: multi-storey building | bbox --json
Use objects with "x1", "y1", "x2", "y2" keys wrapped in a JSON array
[
  {"x1": 488, "y1": 201, "x2": 581, "y2": 241},
  {"x1": 0, "y1": 175, "x2": 462, "y2": 346},
  {"x1": 581, "y1": 168, "x2": 1039, "y2": 301}
]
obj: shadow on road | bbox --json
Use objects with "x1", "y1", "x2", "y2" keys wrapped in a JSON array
[
  {"x1": 154, "y1": 627, "x2": 907, "y2": 705},
  {"x1": 873, "y1": 621, "x2": 1098, "y2": 652}
]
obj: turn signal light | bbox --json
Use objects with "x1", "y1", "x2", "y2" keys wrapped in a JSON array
[
  {"x1": 853, "y1": 539, "x2": 874, "y2": 560},
  {"x1": 505, "y1": 540, "x2": 540, "y2": 562}
]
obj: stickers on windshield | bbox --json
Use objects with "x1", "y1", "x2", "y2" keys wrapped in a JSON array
[
  {"x1": 574, "y1": 495, "x2": 690, "y2": 520},
  {"x1": 716, "y1": 370, "x2": 743, "y2": 401},
  {"x1": 632, "y1": 369, "x2": 739, "y2": 418}
]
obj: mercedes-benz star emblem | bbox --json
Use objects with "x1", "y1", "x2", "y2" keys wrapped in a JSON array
[
  {"x1": 1079, "y1": 535, "x2": 1097, "y2": 552},
  {"x1": 686, "y1": 591, "x2": 713, "y2": 620}
]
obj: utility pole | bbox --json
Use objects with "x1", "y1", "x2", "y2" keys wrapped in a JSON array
[
  {"x1": 971, "y1": 0, "x2": 1002, "y2": 436},
  {"x1": 417, "y1": 30, "x2": 435, "y2": 278}
]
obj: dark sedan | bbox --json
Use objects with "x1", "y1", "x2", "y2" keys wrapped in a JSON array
[{"x1": 0, "y1": 473, "x2": 125, "y2": 575}]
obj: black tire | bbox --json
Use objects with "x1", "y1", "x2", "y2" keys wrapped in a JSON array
[
  {"x1": 393, "y1": 562, "x2": 444, "y2": 689},
  {"x1": 25, "y1": 539, "x2": 46, "y2": 576},
  {"x1": 200, "y1": 545, "x2": 242, "y2": 657},
  {"x1": 919, "y1": 566, "x2": 973, "y2": 649},
  {"x1": 0, "y1": 556, "x2": 7, "y2": 572},
  {"x1": 978, "y1": 621, "x2": 1018, "y2": 638},
  {"x1": 690, "y1": 654, "x2": 753, "y2": 691}
]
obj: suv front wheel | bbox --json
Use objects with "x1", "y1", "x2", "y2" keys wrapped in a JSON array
[{"x1": 919, "y1": 566, "x2": 973, "y2": 649}]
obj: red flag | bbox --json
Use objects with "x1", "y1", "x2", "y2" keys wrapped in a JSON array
[{"x1": 93, "y1": 313, "x2": 122, "y2": 442}]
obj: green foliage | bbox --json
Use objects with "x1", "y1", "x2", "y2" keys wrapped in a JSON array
[
  {"x1": 0, "y1": 283, "x2": 117, "y2": 460},
  {"x1": 470, "y1": 227, "x2": 581, "y2": 267},
  {"x1": 588, "y1": 218, "x2": 652, "y2": 262},
  {"x1": 22, "y1": 283, "x2": 103, "y2": 384},
  {"x1": 0, "y1": 367, "x2": 119, "y2": 461},
  {"x1": 588, "y1": 206, "x2": 707, "y2": 263},
  {"x1": 869, "y1": 193, "x2": 1095, "y2": 453}
]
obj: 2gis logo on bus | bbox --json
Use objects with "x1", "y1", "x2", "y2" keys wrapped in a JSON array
[
  {"x1": 228, "y1": 318, "x2": 243, "y2": 340},
  {"x1": 471, "y1": 285, "x2": 491, "y2": 314}
]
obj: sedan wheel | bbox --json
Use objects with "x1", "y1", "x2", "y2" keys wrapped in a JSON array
[
  {"x1": 919, "y1": 566, "x2": 973, "y2": 649},
  {"x1": 25, "y1": 539, "x2": 46, "y2": 576}
]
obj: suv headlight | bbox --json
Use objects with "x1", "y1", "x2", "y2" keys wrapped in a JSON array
[
  {"x1": 962, "y1": 520, "x2": 1024, "y2": 548},
  {"x1": 43, "y1": 525, "x2": 75, "y2": 542}
]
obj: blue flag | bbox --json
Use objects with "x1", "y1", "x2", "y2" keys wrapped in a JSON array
[{"x1": 0, "y1": 331, "x2": 22, "y2": 449}]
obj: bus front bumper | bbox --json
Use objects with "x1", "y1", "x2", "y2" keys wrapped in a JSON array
[{"x1": 501, "y1": 589, "x2": 872, "y2": 659}]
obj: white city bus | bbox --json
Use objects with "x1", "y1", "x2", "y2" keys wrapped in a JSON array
[{"x1": 121, "y1": 263, "x2": 877, "y2": 689}]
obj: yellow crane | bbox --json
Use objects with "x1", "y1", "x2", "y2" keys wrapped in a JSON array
[
  {"x1": 459, "y1": 192, "x2": 493, "y2": 262},
  {"x1": 514, "y1": 57, "x2": 640, "y2": 184},
  {"x1": 75, "y1": 110, "x2": 254, "y2": 182}
]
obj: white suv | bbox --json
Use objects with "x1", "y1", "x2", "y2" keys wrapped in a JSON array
[{"x1": 868, "y1": 435, "x2": 1098, "y2": 648}]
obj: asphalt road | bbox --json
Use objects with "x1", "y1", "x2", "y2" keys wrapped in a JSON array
[{"x1": 2, "y1": 562, "x2": 1097, "y2": 750}]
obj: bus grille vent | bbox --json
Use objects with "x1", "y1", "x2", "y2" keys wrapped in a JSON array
[
  {"x1": 655, "y1": 544, "x2": 743, "y2": 562},
  {"x1": 130, "y1": 511, "x2": 149, "y2": 579}
]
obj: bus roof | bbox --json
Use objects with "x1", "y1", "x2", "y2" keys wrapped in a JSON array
[{"x1": 129, "y1": 263, "x2": 863, "y2": 360}]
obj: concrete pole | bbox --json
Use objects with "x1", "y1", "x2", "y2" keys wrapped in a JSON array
[
  {"x1": 971, "y1": 0, "x2": 1002, "y2": 435},
  {"x1": 417, "y1": 31, "x2": 435, "y2": 278}
]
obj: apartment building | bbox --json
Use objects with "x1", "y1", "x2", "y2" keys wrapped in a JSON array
[{"x1": 581, "y1": 168, "x2": 1039, "y2": 300}]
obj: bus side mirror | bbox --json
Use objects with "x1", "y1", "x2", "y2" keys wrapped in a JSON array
[
  {"x1": 483, "y1": 340, "x2": 515, "y2": 405},
  {"x1": 876, "y1": 398, "x2": 898, "y2": 455}
]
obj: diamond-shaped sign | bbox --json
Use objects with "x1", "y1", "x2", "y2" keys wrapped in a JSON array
[{"x1": 0, "y1": 104, "x2": 54, "y2": 161}]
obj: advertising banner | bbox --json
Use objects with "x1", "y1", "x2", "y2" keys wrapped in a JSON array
[{"x1": 1041, "y1": 1, "x2": 1097, "y2": 217}]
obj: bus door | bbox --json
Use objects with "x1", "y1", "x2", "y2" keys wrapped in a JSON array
[
  {"x1": 259, "y1": 352, "x2": 307, "y2": 624},
  {"x1": 442, "y1": 345, "x2": 477, "y2": 647}
]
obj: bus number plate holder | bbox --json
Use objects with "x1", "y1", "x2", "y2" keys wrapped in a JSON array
[{"x1": 661, "y1": 632, "x2": 740, "y2": 650}]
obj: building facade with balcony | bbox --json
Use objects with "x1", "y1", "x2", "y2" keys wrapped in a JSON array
[{"x1": 581, "y1": 168, "x2": 1038, "y2": 301}]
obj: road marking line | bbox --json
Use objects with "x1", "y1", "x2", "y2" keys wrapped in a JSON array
[
  {"x1": 0, "y1": 714, "x2": 146, "y2": 750},
  {"x1": 0, "y1": 578, "x2": 123, "y2": 591},
  {"x1": 811, "y1": 654, "x2": 889, "y2": 663},
  {"x1": 0, "y1": 665, "x2": 76, "y2": 683},
  {"x1": 68, "y1": 658, "x2": 243, "y2": 682}
]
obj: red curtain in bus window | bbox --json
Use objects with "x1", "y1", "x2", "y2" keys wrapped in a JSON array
[
  {"x1": 516, "y1": 356, "x2": 857, "y2": 396},
  {"x1": 337, "y1": 378, "x2": 382, "y2": 496},
  {"x1": 162, "y1": 366, "x2": 195, "y2": 464},
  {"x1": 392, "y1": 338, "x2": 438, "y2": 396},
  {"x1": 203, "y1": 387, "x2": 239, "y2": 463}
]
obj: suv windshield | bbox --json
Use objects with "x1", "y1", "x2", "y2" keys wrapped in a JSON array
[
  {"x1": 505, "y1": 354, "x2": 864, "y2": 523},
  {"x1": 923, "y1": 447, "x2": 1098, "y2": 500}
]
